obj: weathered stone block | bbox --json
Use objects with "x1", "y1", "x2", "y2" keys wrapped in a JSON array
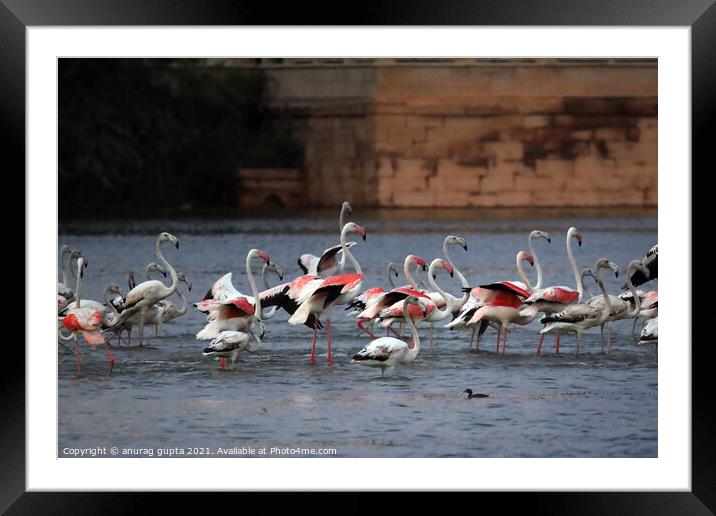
[
  {"x1": 480, "y1": 171, "x2": 515, "y2": 193},
  {"x1": 495, "y1": 191, "x2": 533, "y2": 206},
  {"x1": 536, "y1": 159, "x2": 574, "y2": 178},
  {"x1": 484, "y1": 141, "x2": 524, "y2": 161}
]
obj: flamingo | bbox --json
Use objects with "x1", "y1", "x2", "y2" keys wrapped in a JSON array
[
  {"x1": 377, "y1": 258, "x2": 455, "y2": 332},
  {"x1": 202, "y1": 316, "x2": 266, "y2": 371},
  {"x1": 298, "y1": 201, "x2": 355, "y2": 277},
  {"x1": 58, "y1": 257, "x2": 115, "y2": 376},
  {"x1": 520, "y1": 226, "x2": 585, "y2": 356},
  {"x1": 587, "y1": 260, "x2": 649, "y2": 353},
  {"x1": 288, "y1": 222, "x2": 367, "y2": 366},
  {"x1": 539, "y1": 259, "x2": 618, "y2": 355},
  {"x1": 351, "y1": 295, "x2": 428, "y2": 377},
  {"x1": 194, "y1": 248, "x2": 271, "y2": 339},
  {"x1": 350, "y1": 255, "x2": 428, "y2": 337},
  {"x1": 127, "y1": 262, "x2": 167, "y2": 290},
  {"x1": 152, "y1": 272, "x2": 193, "y2": 335},
  {"x1": 57, "y1": 248, "x2": 83, "y2": 303},
  {"x1": 623, "y1": 244, "x2": 657, "y2": 289},
  {"x1": 447, "y1": 250, "x2": 535, "y2": 351},
  {"x1": 347, "y1": 262, "x2": 400, "y2": 316},
  {"x1": 464, "y1": 280, "x2": 532, "y2": 355},
  {"x1": 111, "y1": 232, "x2": 181, "y2": 346}
]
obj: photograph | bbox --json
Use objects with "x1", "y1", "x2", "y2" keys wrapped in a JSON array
[{"x1": 56, "y1": 57, "x2": 659, "y2": 459}]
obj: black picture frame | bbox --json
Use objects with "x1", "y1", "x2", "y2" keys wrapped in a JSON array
[{"x1": 3, "y1": 0, "x2": 710, "y2": 512}]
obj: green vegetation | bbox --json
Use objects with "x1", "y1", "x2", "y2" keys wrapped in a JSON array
[{"x1": 59, "y1": 59, "x2": 302, "y2": 217}]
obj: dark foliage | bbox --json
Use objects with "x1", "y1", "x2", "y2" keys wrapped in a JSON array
[{"x1": 58, "y1": 59, "x2": 302, "y2": 216}]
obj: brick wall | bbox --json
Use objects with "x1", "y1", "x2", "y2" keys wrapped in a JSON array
[{"x1": 225, "y1": 59, "x2": 657, "y2": 208}]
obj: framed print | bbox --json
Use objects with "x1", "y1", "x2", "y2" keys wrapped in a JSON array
[{"x1": 4, "y1": 0, "x2": 712, "y2": 512}]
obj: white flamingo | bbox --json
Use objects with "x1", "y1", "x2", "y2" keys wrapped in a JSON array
[
  {"x1": 57, "y1": 248, "x2": 83, "y2": 303},
  {"x1": 202, "y1": 316, "x2": 266, "y2": 371},
  {"x1": 587, "y1": 260, "x2": 649, "y2": 353},
  {"x1": 112, "y1": 232, "x2": 181, "y2": 346},
  {"x1": 352, "y1": 295, "x2": 428, "y2": 377},
  {"x1": 520, "y1": 226, "x2": 585, "y2": 356},
  {"x1": 152, "y1": 272, "x2": 193, "y2": 335},
  {"x1": 539, "y1": 259, "x2": 618, "y2": 356}
]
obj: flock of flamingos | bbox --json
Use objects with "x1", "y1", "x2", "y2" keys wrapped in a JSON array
[{"x1": 57, "y1": 202, "x2": 658, "y2": 377}]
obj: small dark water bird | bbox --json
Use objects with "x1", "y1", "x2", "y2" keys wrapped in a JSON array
[{"x1": 464, "y1": 388, "x2": 489, "y2": 399}]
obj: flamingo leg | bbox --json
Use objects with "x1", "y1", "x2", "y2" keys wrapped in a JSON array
[
  {"x1": 74, "y1": 334, "x2": 81, "y2": 377},
  {"x1": 495, "y1": 327, "x2": 501, "y2": 354},
  {"x1": 536, "y1": 333, "x2": 544, "y2": 357},
  {"x1": 230, "y1": 351, "x2": 238, "y2": 370},
  {"x1": 502, "y1": 325, "x2": 508, "y2": 355},
  {"x1": 155, "y1": 324, "x2": 159, "y2": 337},
  {"x1": 219, "y1": 357, "x2": 226, "y2": 369},
  {"x1": 575, "y1": 332, "x2": 581, "y2": 356},
  {"x1": 357, "y1": 319, "x2": 377, "y2": 339},
  {"x1": 388, "y1": 325, "x2": 402, "y2": 338},
  {"x1": 138, "y1": 308, "x2": 147, "y2": 347},
  {"x1": 600, "y1": 324, "x2": 605, "y2": 353},
  {"x1": 555, "y1": 332, "x2": 561, "y2": 355},
  {"x1": 310, "y1": 326, "x2": 317, "y2": 366},
  {"x1": 607, "y1": 324, "x2": 613, "y2": 354},
  {"x1": 103, "y1": 344, "x2": 116, "y2": 376},
  {"x1": 429, "y1": 324, "x2": 434, "y2": 351},
  {"x1": 327, "y1": 319, "x2": 333, "y2": 366},
  {"x1": 469, "y1": 328, "x2": 476, "y2": 351},
  {"x1": 398, "y1": 322, "x2": 404, "y2": 338},
  {"x1": 631, "y1": 317, "x2": 639, "y2": 339}
]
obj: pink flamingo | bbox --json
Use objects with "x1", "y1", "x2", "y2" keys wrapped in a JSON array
[
  {"x1": 350, "y1": 255, "x2": 428, "y2": 338},
  {"x1": 377, "y1": 258, "x2": 455, "y2": 332},
  {"x1": 465, "y1": 281, "x2": 531, "y2": 355},
  {"x1": 447, "y1": 250, "x2": 535, "y2": 350},
  {"x1": 288, "y1": 222, "x2": 367, "y2": 366},
  {"x1": 520, "y1": 226, "x2": 584, "y2": 356},
  {"x1": 58, "y1": 257, "x2": 115, "y2": 376},
  {"x1": 194, "y1": 248, "x2": 271, "y2": 339}
]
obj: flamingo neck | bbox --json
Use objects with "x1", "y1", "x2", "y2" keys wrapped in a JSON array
[
  {"x1": 246, "y1": 251, "x2": 261, "y2": 319},
  {"x1": 625, "y1": 261, "x2": 642, "y2": 318},
  {"x1": 592, "y1": 268, "x2": 613, "y2": 322},
  {"x1": 516, "y1": 254, "x2": 535, "y2": 293},
  {"x1": 155, "y1": 237, "x2": 178, "y2": 296},
  {"x1": 104, "y1": 288, "x2": 120, "y2": 316},
  {"x1": 338, "y1": 206, "x2": 350, "y2": 271},
  {"x1": 528, "y1": 233, "x2": 544, "y2": 290},
  {"x1": 341, "y1": 226, "x2": 361, "y2": 275},
  {"x1": 387, "y1": 265, "x2": 397, "y2": 288},
  {"x1": 427, "y1": 261, "x2": 454, "y2": 320},
  {"x1": 402, "y1": 300, "x2": 421, "y2": 357},
  {"x1": 175, "y1": 287, "x2": 188, "y2": 316},
  {"x1": 403, "y1": 257, "x2": 419, "y2": 288},
  {"x1": 567, "y1": 232, "x2": 583, "y2": 300},
  {"x1": 443, "y1": 239, "x2": 469, "y2": 304},
  {"x1": 74, "y1": 260, "x2": 82, "y2": 309}
]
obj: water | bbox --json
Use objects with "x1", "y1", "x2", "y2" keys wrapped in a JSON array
[{"x1": 58, "y1": 211, "x2": 657, "y2": 458}]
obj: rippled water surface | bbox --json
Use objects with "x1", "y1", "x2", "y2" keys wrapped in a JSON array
[{"x1": 58, "y1": 211, "x2": 657, "y2": 458}]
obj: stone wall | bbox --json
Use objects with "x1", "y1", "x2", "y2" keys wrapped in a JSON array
[{"x1": 222, "y1": 59, "x2": 657, "y2": 208}]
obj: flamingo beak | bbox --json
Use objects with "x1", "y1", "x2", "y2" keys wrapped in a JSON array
[
  {"x1": 462, "y1": 243, "x2": 468, "y2": 251},
  {"x1": 175, "y1": 241, "x2": 180, "y2": 250},
  {"x1": 547, "y1": 237, "x2": 552, "y2": 243}
]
